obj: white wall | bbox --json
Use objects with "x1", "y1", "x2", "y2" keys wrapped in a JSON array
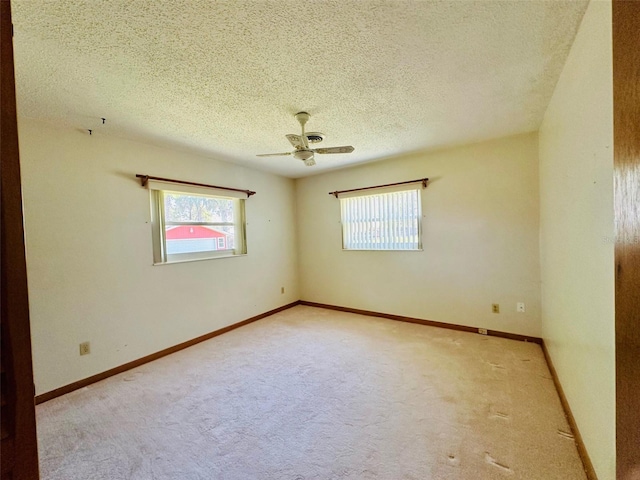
[
  {"x1": 19, "y1": 118, "x2": 299, "y2": 395},
  {"x1": 539, "y1": 1, "x2": 615, "y2": 478},
  {"x1": 296, "y1": 133, "x2": 541, "y2": 337}
]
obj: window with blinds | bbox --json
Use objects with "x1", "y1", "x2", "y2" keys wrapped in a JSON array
[{"x1": 340, "y1": 188, "x2": 422, "y2": 250}]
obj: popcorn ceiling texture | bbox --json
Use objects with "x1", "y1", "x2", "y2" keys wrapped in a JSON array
[
  {"x1": 12, "y1": 1, "x2": 588, "y2": 177},
  {"x1": 37, "y1": 306, "x2": 587, "y2": 479}
]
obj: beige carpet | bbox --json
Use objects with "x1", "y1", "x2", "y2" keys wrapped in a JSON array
[{"x1": 37, "y1": 305, "x2": 587, "y2": 479}]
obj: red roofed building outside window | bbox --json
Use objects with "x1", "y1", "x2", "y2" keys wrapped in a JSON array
[{"x1": 165, "y1": 225, "x2": 233, "y2": 254}]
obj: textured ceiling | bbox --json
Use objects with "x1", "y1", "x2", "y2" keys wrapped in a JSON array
[{"x1": 12, "y1": 0, "x2": 588, "y2": 178}]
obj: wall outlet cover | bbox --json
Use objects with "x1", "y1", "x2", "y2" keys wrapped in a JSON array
[
  {"x1": 79, "y1": 342, "x2": 90, "y2": 356},
  {"x1": 492, "y1": 303, "x2": 500, "y2": 313}
]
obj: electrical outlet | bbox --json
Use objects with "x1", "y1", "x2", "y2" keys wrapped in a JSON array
[
  {"x1": 478, "y1": 328, "x2": 488, "y2": 335},
  {"x1": 492, "y1": 303, "x2": 500, "y2": 314},
  {"x1": 79, "y1": 341, "x2": 90, "y2": 356},
  {"x1": 517, "y1": 302, "x2": 525, "y2": 313},
  {"x1": 281, "y1": 287, "x2": 285, "y2": 294}
]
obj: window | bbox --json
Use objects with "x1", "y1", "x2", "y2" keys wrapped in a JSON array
[
  {"x1": 149, "y1": 183, "x2": 247, "y2": 264},
  {"x1": 340, "y1": 187, "x2": 422, "y2": 250}
]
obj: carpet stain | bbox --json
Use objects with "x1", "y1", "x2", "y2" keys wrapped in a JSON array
[
  {"x1": 446, "y1": 454, "x2": 460, "y2": 466},
  {"x1": 485, "y1": 452, "x2": 513, "y2": 474},
  {"x1": 122, "y1": 372, "x2": 143, "y2": 382},
  {"x1": 558, "y1": 429, "x2": 575, "y2": 440},
  {"x1": 491, "y1": 411, "x2": 510, "y2": 420}
]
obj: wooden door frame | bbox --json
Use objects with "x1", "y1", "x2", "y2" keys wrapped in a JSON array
[
  {"x1": 613, "y1": 1, "x2": 640, "y2": 479},
  {"x1": 1, "y1": 0, "x2": 40, "y2": 478}
]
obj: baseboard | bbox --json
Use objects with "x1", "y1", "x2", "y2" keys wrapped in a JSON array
[
  {"x1": 540, "y1": 341, "x2": 598, "y2": 480},
  {"x1": 298, "y1": 300, "x2": 542, "y2": 344},
  {"x1": 35, "y1": 301, "x2": 301, "y2": 404}
]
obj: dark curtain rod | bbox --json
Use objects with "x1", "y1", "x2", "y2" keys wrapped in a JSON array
[
  {"x1": 136, "y1": 174, "x2": 256, "y2": 197},
  {"x1": 329, "y1": 178, "x2": 428, "y2": 198}
]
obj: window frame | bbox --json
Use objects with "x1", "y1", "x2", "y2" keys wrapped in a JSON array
[
  {"x1": 150, "y1": 189, "x2": 247, "y2": 265},
  {"x1": 339, "y1": 186, "x2": 424, "y2": 252}
]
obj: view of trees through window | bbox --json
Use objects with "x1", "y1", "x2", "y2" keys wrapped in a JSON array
[{"x1": 164, "y1": 192, "x2": 234, "y2": 223}]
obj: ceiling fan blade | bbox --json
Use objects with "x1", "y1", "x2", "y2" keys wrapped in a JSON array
[
  {"x1": 285, "y1": 134, "x2": 304, "y2": 149},
  {"x1": 313, "y1": 146, "x2": 355, "y2": 154},
  {"x1": 256, "y1": 152, "x2": 292, "y2": 157}
]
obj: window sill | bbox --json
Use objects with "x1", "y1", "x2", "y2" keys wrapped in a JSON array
[
  {"x1": 342, "y1": 248, "x2": 423, "y2": 252},
  {"x1": 153, "y1": 253, "x2": 247, "y2": 266}
]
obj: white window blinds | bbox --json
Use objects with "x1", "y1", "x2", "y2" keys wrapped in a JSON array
[{"x1": 340, "y1": 188, "x2": 422, "y2": 250}]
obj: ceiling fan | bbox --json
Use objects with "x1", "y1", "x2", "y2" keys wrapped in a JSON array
[{"x1": 257, "y1": 112, "x2": 354, "y2": 166}]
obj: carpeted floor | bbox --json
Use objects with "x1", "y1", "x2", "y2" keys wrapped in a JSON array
[{"x1": 37, "y1": 305, "x2": 587, "y2": 479}]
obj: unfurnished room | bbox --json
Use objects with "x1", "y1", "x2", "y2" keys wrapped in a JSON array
[{"x1": 1, "y1": 1, "x2": 638, "y2": 480}]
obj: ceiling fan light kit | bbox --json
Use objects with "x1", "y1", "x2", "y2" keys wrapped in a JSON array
[{"x1": 257, "y1": 112, "x2": 354, "y2": 167}]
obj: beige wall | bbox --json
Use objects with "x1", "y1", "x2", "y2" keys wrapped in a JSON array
[
  {"x1": 296, "y1": 133, "x2": 541, "y2": 337},
  {"x1": 19, "y1": 118, "x2": 299, "y2": 395},
  {"x1": 539, "y1": 1, "x2": 615, "y2": 478}
]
